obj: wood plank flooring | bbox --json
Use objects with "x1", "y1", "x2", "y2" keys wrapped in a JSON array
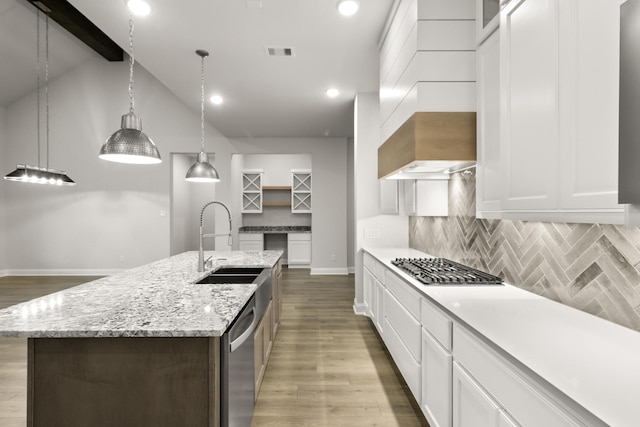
[
  {"x1": 0, "y1": 276, "x2": 100, "y2": 427},
  {"x1": 0, "y1": 271, "x2": 428, "y2": 427},
  {"x1": 252, "y1": 268, "x2": 428, "y2": 427}
]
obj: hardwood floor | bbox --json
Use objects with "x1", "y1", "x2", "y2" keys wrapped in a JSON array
[
  {"x1": 0, "y1": 276, "x2": 100, "y2": 427},
  {"x1": 0, "y1": 271, "x2": 428, "y2": 427},
  {"x1": 252, "y1": 268, "x2": 428, "y2": 427}
]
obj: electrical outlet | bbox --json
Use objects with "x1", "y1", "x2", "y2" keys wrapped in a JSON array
[{"x1": 364, "y1": 229, "x2": 381, "y2": 239}]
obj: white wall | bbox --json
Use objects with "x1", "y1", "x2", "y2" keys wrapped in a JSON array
[
  {"x1": 347, "y1": 137, "x2": 355, "y2": 272},
  {"x1": 0, "y1": 105, "x2": 7, "y2": 274},
  {"x1": 230, "y1": 138, "x2": 348, "y2": 274},
  {"x1": 354, "y1": 93, "x2": 408, "y2": 312},
  {"x1": 3, "y1": 56, "x2": 231, "y2": 274}
]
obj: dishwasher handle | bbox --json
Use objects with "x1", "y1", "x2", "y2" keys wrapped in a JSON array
[{"x1": 230, "y1": 307, "x2": 259, "y2": 352}]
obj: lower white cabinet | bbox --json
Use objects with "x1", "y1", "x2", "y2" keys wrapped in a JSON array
[
  {"x1": 287, "y1": 233, "x2": 311, "y2": 266},
  {"x1": 373, "y1": 277, "x2": 385, "y2": 335},
  {"x1": 238, "y1": 233, "x2": 264, "y2": 251},
  {"x1": 453, "y1": 362, "x2": 502, "y2": 427},
  {"x1": 499, "y1": 411, "x2": 520, "y2": 427},
  {"x1": 422, "y1": 329, "x2": 453, "y2": 427}
]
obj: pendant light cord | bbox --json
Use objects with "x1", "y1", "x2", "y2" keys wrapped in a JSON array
[
  {"x1": 45, "y1": 13, "x2": 49, "y2": 170},
  {"x1": 128, "y1": 16, "x2": 135, "y2": 113},
  {"x1": 36, "y1": 9, "x2": 41, "y2": 169},
  {"x1": 200, "y1": 54, "x2": 205, "y2": 152}
]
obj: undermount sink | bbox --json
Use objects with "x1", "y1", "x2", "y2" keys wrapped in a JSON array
[
  {"x1": 195, "y1": 274, "x2": 259, "y2": 284},
  {"x1": 194, "y1": 267, "x2": 266, "y2": 284}
]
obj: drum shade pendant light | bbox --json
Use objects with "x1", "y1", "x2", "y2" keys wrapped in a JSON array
[
  {"x1": 4, "y1": 10, "x2": 75, "y2": 186},
  {"x1": 186, "y1": 50, "x2": 220, "y2": 183},
  {"x1": 99, "y1": 15, "x2": 161, "y2": 164}
]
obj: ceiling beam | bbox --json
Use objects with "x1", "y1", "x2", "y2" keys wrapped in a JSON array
[{"x1": 27, "y1": 0, "x2": 123, "y2": 61}]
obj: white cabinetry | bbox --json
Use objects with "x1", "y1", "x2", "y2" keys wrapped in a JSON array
[
  {"x1": 453, "y1": 324, "x2": 584, "y2": 427},
  {"x1": 382, "y1": 272, "x2": 422, "y2": 400},
  {"x1": 363, "y1": 253, "x2": 385, "y2": 335},
  {"x1": 404, "y1": 180, "x2": 449, "y2": 217},
  {"x1": 291, "y1": 170, "x2": 312, "y2": 213},
  {"x1": 495, "y1": 0, "x2": 623, "y2": 223},
  {"x1": 421, "y1": 298, "x2": 453, "y2": 427},
  {"x1": 500, "y1": 0, "x2": 559, "y2": 211},
  {"x1": 380, "y1": 180, "x2": 399, "y2": 215},
  {"x1": 476, "y1": 29, "x2": 501, "y2": 217},
  {"x1": 238, "y1": 233, "x2": 264, "y2": 251},
  {"x1": 287, "y1": 233, "x2": 311, "y2": 266},
  {"x1": 241, "y1": 170, "x2": 263, "y2": 213},
  {"x1": 453, "y1": 362, "x2": 502, "y2": 427}
]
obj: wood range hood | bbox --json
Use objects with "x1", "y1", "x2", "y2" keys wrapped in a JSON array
[{"x1": 378, "y1": 112, "x2": 477, "y2": 179}]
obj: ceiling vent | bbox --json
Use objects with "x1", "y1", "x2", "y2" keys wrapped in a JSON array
[{"x1": 265, "y1": 46, "x2": 295, "y2": 57}]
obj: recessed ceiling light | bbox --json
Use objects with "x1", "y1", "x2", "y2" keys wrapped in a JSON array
[
  {"x1": 326, "y1": 88, "x2": 339, "y2": 98},
  {"x1": 127, "y1": 0, "x2": 151, "y2": 16},
  {"x1": 210, "y1": 94, "x2": 223, "y2": 105},
  {"x1": 337, "y1": 0, "x2": 359, "y2": 16}
]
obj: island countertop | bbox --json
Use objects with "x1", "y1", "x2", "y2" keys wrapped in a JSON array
[{"x1": 0, "y1": 250, "x2": 282, "y2": 338}]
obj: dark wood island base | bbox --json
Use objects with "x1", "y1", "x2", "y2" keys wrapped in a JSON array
[{"x1": 27, "y1": 337, "x2": 220, "y2": 427}]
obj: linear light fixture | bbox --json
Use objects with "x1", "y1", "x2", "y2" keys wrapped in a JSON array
[{"x1": 4, "y1": 10, "x2": 76, "y2": 186}]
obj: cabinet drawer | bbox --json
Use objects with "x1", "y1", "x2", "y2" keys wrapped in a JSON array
[
  {"x1": 385, "y1": 289, "x2": 421, "y2": 362},
  {"x1": 239, "y1": 233, "x2": 263, "y2": 242},
  {"x1": 421, "y1": 298, "x2": 453, "y2": 351},
  {"x1": 385, "y1": 271, "x2": 421, "y2": 319},
  {"x1": 453, "y1": 324, "x2": 584, "y2": 427},
  {"x1": 384, "y1": 317, "x2": 421, "y2": 401},
  {"x1": 288, "y1": 233, "x2": 311, "y2": 241}
]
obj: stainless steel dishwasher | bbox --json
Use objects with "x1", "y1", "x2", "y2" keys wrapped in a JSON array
[{"x1": 220, "y1": 295, "x2": 258, "y2": 427}]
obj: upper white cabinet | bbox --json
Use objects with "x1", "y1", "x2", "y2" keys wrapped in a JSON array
[
  {"x1": 476, "y1": 29, "x2": 501, "y2": 217},
  {"x1": 380, "y1": 180, "x2": 399, "y2": 215},
  {"x1": 241, "y1": 170, "x2": 263, "y2": 213},
  {"x1": 500, "y1": 0, "x2": 560, "y2": 211},
  {"x1": 476, "y1": 0, "x2": 500, "y2": 45},
  {"x1": 404, "y1": 180, "x2": 449, "y2": 217},
  {"x1": 291, "y1": 170, "x2": 312, "y2": 214},
  {"x1": 477, "y1": 0, "x2": 623, "y2": 223}
]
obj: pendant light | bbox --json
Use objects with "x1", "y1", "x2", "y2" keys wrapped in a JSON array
[
  {"x1": 4, "y1": 10, "x2": 75, "y2": 186},
  {"x1": 186, "y1": 50, "x2": 220, "y2": 183},
  {"x1": 99, "y1": 15, "x2": 161, "y2": 164}
]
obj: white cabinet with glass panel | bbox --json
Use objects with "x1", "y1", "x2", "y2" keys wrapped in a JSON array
[{"x1": 291, "y1": 170, "x2": 312, "y2": 213}]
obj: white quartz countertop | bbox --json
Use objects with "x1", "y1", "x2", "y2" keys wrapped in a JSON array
[
  {"x1": 0, "y1": 250, "x2": 282, "y2": 338},
  {"x1": 364, "y1": 247, "x2": 640, "y2": 427}
]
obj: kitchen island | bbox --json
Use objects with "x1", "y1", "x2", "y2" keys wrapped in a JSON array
[{"x1": 0, "y1": 250, "x2": 282, "y2": 427}]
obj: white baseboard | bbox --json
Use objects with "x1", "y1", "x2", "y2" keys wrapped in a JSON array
[
  {"x1": 353, "y1": 300, "x2": 367, "y2": 315},
  {"x1": 286, "y1": 264, "x2": 311, "y2": 269},
  {"x1": 310, "y1": 268, "x2": 349, "y2": 275},
  {"x1": 0, "y1": 269, "x2": 8, "y2": 278},
  {"x1": 3, "y1": 269, "x2": 123, "y2": 276},
  {"x1": 348, "y1": 266, "x2": 356, "y2": 274}
]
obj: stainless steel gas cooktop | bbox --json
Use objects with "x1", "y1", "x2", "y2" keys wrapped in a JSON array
[{"x1": 391, "y1": 258, "x2": 503, "y2": 286}]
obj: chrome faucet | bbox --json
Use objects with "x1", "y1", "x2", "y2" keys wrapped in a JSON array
[{"x1": 198, "y1": 201, "x2": 233, "y2": 272}]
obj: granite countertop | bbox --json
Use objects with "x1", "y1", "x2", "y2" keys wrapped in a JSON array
[
  {"x1": 239, "y1": 225, "x2": 311, "y2": 233},
  {"x1": 364, "y1": 247, "x2": 640, "y2": 427},
  {"x1": 0, "y1": 250, "x2": 282, "y2": 339}
]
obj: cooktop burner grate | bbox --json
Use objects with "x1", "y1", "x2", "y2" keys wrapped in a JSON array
[{"x1": 391, "y1": 257, "x2": 503, "y2": 285}]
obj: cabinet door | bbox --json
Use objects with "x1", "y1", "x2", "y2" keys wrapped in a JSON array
[
  {"x1": 422, "y1": 329, "x2": 453, "y2": 427},
  {"x1": 374, "y1": 279, "x2": 385, "y2": 335},
  {"x1": 291, "y1": 171, "x2": 312, "y2": 213},
  {"x1": 287, "y1": 234, "x2": 311, "y2": 265},
  {"x1": 238, "y1": 234, "x2": 264, "y2": 251},
  {"x1": 380, "y1": 180, "x2": 399, "y2": 215},
  {"x1": 363, "y1": 267, "x2": 374, "y2": 316},
  {"x1": 500, "y1": 0, "x2": 559, "y2": 210},
  {"x1": 242, "y1": 171, "x2": 263, "y2": 213},
  {"x1": 453, "y1": 362, "x2": 501, "y2": 427},
  {"x1": 558, "y1": 0, "x2": 621, "y2": 211},
  {"x1": 404, "y1": 180, "x2": 417, "y2": 215},
  {"x1": 498, "y1": 410, "x2": 520, "y2": 427},
  {"x1": 476, "y1": 29, "x2": 501, "y2": 216}
]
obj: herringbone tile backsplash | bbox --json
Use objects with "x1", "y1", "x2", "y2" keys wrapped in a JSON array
[{"x1": 409, "y1": 172, "x2": 640, "y2": 332}]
